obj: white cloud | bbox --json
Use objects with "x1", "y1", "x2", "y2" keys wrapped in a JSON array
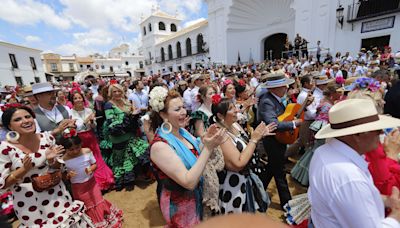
[
  {"x1": 56, "y1": 29, "x2": 118, "y2": 55},
  {"x1": 25, "y1": 35, "x2": 42, "y2": 43},
  {"x1": 0, "y1": 0, "x2": 71, "y2": 30},
  {"x1": 183, "y1": 18, "x2": 206, "y2": 28}
]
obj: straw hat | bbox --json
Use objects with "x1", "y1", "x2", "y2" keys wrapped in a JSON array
[
  {"x1": 32, "y1": 82, "x2": 60, "y2": 95},
  {"x1": 315, "y1": 99, "x2": 400, "y2": 139},
  {"x1": 191, "y1": 73, "x2": 204, "y2": 81},
  {"x1": 23, "y1": 85, "x2": 33, "y2": 97},
  {"x1": 178, "y1": 80, "x2": 188, "y2": 86},
  {"x1": 314, "y1": 75, "x2": 334, "y2": 85},
  {"x1": 263, "y1": 72, "x2": 295, "y2": 89}
]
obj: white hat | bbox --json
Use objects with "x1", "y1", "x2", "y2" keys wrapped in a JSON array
[
  {"x1": 32, "y1": 82, "x2": 60, "y2": 95},
  {"x1": 191, "y1": 74, "x2": 204, "y2": 81},
  {"x1": 264, "y1": 72, "x2": 295, "y2": 89},
  {"x1": 315, "y1": 99, "x2": 400, "y2": 139}
]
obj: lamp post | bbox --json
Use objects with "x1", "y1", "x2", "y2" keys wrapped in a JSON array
[{"x1": 336, "y1": 5, "x2": 345, "y2": 29}]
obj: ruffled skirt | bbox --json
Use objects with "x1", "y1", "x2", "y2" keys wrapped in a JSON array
[{"x1": 72, "y1": 177, "x2": 123, "y2": 228}]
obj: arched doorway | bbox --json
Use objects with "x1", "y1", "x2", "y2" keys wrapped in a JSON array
[{"x1": 263, "y1": 33, "x2": 287, "y2": 60}]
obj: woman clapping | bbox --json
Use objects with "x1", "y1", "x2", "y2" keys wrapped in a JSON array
[{"x1": 149, "y1": 87, "x2": 226, "y2": 227}]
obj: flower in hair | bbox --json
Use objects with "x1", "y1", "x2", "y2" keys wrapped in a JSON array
[
  {"x1": 63, "y1": 128, "x2": 77, "y2": 138},
  {"x1": 0, "y1": 103, "x2": 22, "y2": 112},
  {"x1": 223, "y1": 79, "x2": 233, "y2": 86},
  {"x1": 351, "y1": 77, "x2": 381, "y2": 92},
  {"x1": 211, "y1": 94, "x2": 222, "y2": 105},
  {"x1": 238, "y1": 79, "x2": 246, "y2": 87},
  {"x1": 335, "y1": 76, "x2": 345, "y2": 85},
  {"x1": 149, "y1": 86, "x2": 169, "y2": 113}
]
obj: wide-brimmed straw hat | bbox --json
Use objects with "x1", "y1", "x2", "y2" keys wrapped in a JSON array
[
  {"x1": 32, "y1": 82, "x2": 60, "y2": 95},
  {"x1": 315, "y1": 99, "x2": 400, "y2": 139},
  {"x1": 314, "y1": 75, "x2": 334, "y2": 85},
  {"x1": 264, "y1": 72, "x2": 295, "y2": 89}
]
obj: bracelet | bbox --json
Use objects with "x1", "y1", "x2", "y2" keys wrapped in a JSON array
[
  {"x1": 9, "y1": 173, "x2": 21, "y2": 181},
  {"x1": 249, "y1": 139, "x2": 258, "y2": 145}
]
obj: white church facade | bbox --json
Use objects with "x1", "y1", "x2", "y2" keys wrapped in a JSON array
[{"x1": 141, "y1": 0, "x2": 400, "y2": 75}]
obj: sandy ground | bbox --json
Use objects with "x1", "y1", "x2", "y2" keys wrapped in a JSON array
[{"x1": 12, "y1": 171, "x2": 306, "y2": 227}]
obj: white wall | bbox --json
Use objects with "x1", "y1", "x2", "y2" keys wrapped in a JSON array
[
  {"x1": 296, "y1": 0, "x2": 400, "y2": 57},
  {"x1": 0, "y1": 43, "x2": 46, "y2": 86}
]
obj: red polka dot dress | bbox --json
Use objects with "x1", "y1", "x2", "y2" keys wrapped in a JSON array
[{"x1": 0, "y1": 132, "x2": 94, "y2": 227}]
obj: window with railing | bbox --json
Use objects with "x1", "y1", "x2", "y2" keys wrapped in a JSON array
[
  {"x1": 161, "y1": 47, "x2": 165, "y2": 62},
  {"x1": 30, "y1": 57, "x2": 37, "y2": 70},
  {"x1": 9, "y1": 54, "x2": 18, "y2": 69},
  {"x1": 348, "y1": 0, "x2": 400, "y2": 21},
  {"x1": 197, "y1": 34, "x2": 205, "y2": 53},
  {"x1": 34, "y1": 77, "x2": 40, "y2": 83},
  {"x1": 186, "y1": 38, "x2": 192, "y2": 56},
  {"x1": 177, "y1": 42, "x2": 182, "y2": 58},
  {"x1": 168, "y1": 45, "x2": 173, "y2": 60},
  {"x1": 69, "y1": 63, "x2": 75, "y2": 72},
  {"x1": 50, "y1": 63, "x2": 58, "y2": 72}
]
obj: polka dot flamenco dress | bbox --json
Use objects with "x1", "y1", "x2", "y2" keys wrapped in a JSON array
[
  {"x1": 218, "y1": 132, "x2": 269, "y2": 214},
  {"x1": 0, "y1": 132, "x2": 93, "y2": 227}
]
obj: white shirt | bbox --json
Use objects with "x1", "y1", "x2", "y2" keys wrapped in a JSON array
[
  {"x1": 313, "y1": 87, "x2": 324, "y2": 104},
  {"x1": 36, "y1": 105, "x2": 72, "y2": 132},
  {"x1": 183, "y1": 88, "x2": 193, "y2": 112},
  {"x1": 70, "y1": 108, "x2": 94, "y2": 132},
  {"x1": 308, "y1": 138, "x2": 400, "y2": 228},
  {"x1": 64, "y1": 152, "x2": 96, "y2": 184},
  {"x1": 250, "y1": 77, "x2": 259, "y2": 88},
  {"x1": 297, "y1": 88, "x2": 317, "y2": 120},
  {"x1": 191, "y1": 86, "x2": 200, "y2": 111}
]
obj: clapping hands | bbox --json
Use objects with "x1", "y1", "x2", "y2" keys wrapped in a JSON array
[
  {"x1": 384, "y1": 129, "x2": 400, "y2": 162},
  {"x1": 202, "y1": 124, "x2": 227, "y2": 150},
  {"x1": 45, "y1": 145, "x2": 65, "y2": 160},
  {"x1": 251, "y1": 122, "x2": 277, "y2": 142}
]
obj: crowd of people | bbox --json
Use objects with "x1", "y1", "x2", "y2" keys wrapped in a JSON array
[{"x1": 0, "y1": 45, "x2": 399, "y2": 227}]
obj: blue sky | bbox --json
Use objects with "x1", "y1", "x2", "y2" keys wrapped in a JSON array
[{"x1": 0, "y1": 0, "x2": 208, "y2": 56}]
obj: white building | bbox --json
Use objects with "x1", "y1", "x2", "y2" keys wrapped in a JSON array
[
  {"x1": 141, "y1": 0, "x2": 400, "y2": 72},
  {"x1": 0, "y1": 41, "x2": 47, "y2": 86},
  {"x1": 93, "y1": 43, "x2": 145, "y2": 78},
  {"x1": 207, "y1": 0, "x2": 400, "y2": 63},
  {"x1": 140, "y1": 9, "x2": 209, "y2": 75}
]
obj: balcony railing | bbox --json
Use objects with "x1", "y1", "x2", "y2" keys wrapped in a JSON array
[{"x1": 347, "y1": 0, "x2": 400, "y2": 22}]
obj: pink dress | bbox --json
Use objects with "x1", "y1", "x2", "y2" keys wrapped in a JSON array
[
  {"x1": 71, "y1": 108, "x2": 115, "y2": 190},
  {"x1": 65, "y1": 152, "x2": 123, "y2": 227}
]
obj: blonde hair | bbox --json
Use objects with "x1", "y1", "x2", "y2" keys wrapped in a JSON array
[
  {"x1": 108, "y1": 84, "x2": 129, "y2": 105},
  {"x1": 347, "y1": 90, "x2": 384, "y2": 114}
]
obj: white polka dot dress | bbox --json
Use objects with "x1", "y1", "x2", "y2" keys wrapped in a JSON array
[{"x1": 0, "y1": 133, "x2": 94, "y2": 227}]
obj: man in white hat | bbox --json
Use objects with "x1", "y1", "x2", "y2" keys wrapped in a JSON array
[
  {"x1": 190, "y1": 74, "x2": 204, "y2": 112},
  {"x1": 32, "y1": 82, "x2": 74, "y2": 134},
  {"x1": 257, "y1": 72, "x2": 303, "y2": 208},
  {"x1": 308, "y1": 99, "x2": 400, "y2": 227}
]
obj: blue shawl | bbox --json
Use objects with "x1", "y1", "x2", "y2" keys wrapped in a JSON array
[{"x1": 156, "y1": 127, "x2": 201, "y2": 170}]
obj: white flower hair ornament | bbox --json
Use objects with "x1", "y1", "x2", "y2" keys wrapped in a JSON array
[{"x1": 149, "y1": 86, "x2": 169, "y2": 113}]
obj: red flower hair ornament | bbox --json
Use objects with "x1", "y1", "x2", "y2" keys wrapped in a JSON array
[
  {"x1": 223, "y1": 79, "x2": 233, "y2": 86},
  {"x1": 238, "y1": 79, "x2": 246, "y2": 87},
  {"x1": 211, "y1": 94, "x2": 222, "y2": 105},
  {"x1": 0, "y1": 103, "x2": 22, "y2": 112},
  {"x1": 62, "y1": 128, "x2": 77, "y2": 139}
]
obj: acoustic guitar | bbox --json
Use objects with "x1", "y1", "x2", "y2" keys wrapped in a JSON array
[{"x1": 275, "y1": 94, "x2": 310, "y2": 144}]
